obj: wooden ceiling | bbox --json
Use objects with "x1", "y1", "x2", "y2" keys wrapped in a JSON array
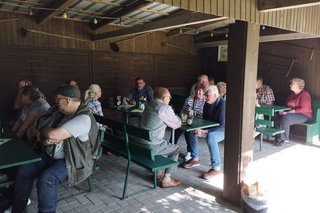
[{"x1": 0, "y1": 0, "x2": 319, "y2": 46}]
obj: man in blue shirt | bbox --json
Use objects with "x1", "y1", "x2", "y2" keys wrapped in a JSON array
[
  {"x1": 128, "y1": 77, "x2": 154, "y2": 106},
  {"x1": 183, "y1": 85, "x2": 226, "y2": 180}
]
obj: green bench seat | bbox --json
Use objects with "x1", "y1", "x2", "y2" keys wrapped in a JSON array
[
  {"x1": 94, "y1": 114, "x2": 179, "y2": 200},
  {"x1": 291, "y1": 103, "x2": 320, "y2": 144},
  {"x1": 255, "y1": 107, "x2": 285, "y2": 151}
]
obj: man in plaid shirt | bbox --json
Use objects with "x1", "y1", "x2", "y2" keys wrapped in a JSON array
[{"x1": 256, "y1": 76, "x2": 275, "y2": 105}]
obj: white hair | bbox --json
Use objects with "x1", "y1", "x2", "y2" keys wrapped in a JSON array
[
  {"x1": 84, "y1": 84, "x2": 101, "y2": 101},
  {"x1": 205, "y1": 85, "x2": 219, "y2": 97}
]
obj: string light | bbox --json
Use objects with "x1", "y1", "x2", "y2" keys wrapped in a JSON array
[
  {"x1": 28, "y1": 7, "x2": 33, "y2": 16},
  {"x1": 210, "y1": 31, "x2": 214, "y2": 37},
  {"x1": 179, "y1": 28, "x2": 183, "y2": 34},
  {"x1": 93, "y1": 17, "x2": 98, "y2": 24},
  {"x1": 62, "y1": 12, "x2": 68, "y2": 19},
  {"x1": 262, "y1": 25, "x2": 266, "y2": 30},
  {"x1": 0, "y1": 1, "x2": 120, "y2": 22},
  {"x1": 225, "y1": 33, "x2": 228, "y2": 38},
  {"x1": 195, "y1": 28, "x2": 199, "y2": 35}
]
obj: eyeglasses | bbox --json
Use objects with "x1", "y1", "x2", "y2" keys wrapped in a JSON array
[{"x1": 55, "y1": 97, "x2": 69, "y2": 102}]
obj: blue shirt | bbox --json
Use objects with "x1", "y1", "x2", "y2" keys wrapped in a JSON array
[{"x1": 128, "y1": 85, "x2": 154, "y2": 104}]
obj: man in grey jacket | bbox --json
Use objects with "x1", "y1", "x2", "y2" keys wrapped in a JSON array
[{"x1": 139, "y1": 87, "x2": 182, "y2": 188}]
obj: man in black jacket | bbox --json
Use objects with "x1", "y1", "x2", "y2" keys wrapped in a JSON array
[{"x1": 183, "y1": 85, "x2": 226, "y2": 180}]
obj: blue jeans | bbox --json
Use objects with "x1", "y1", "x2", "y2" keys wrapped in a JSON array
[
  {"x1": 12, "y1": 155, "x2": 68, "y2": 213},
  {"x1": 279, "y1": 113, "x2": 309, "y2": 141},
  {"x1": 187, "y1": 130, "x2": 225, "y2": 168}
]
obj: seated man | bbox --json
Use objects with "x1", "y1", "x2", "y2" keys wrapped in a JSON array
[
  {"x1": 11, "y1": 84, "x2": 99, "y2": 213},
  {"x1": 184, "y1": 85, "x2": 226, "y2": 180},
  {"x1": 127, "y1": 77, "x2": 154, "y2": 106},
  {"x1": 189, "y1": 74, "x2": 210, "y2": 97},
  {"x1": 256, "y1": 76, "x2": 275, "y2": 105},
  {"x1": 138, "y1": 87, "x2": 182, "y2": 188}
]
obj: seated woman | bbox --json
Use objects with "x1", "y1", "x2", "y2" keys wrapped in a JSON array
[
  {"x1": 216, "y1": 81, "x2": 227, "y2": 100},
  {"x1": 275, "y1": 78, "x2": 312, "y2": 146},
  {"x1": 84, "y1": 84, "x2": 104, "y2": 130},
  {"x1": 171, "y1": 84, "x2": 206, "y2": 160},
  {"x1": 12, "y1": 85, "x2": 50, "y2": 139}
]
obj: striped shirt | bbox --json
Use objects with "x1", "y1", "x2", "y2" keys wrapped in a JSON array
[
  {"x1": 86, "y1": 98, "x2": 105, "y2": 130},
  {"x1": 183, "y1": 96, "x2": 206, "y2": 118}
]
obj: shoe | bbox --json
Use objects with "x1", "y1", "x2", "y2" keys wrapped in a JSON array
[
  {"x1": 283, "y1": 140, "x2": 290, "y2": 144},
  {"x1": 183, "y1": 159, "x2": 200, "y2": 168},
  {"x1": 274, "y1": 140, "x2": 284, "y2": 146},
  {"x1": 203, "y1": 169, "x2": 221, "y2": 180},
  {"x1": 161, "y1": 178, "x2": 181, "y2": 188},
  {"x1": 184, "y1": 152, "x2": 191, "y2": 161},
  {"x1": 5, "y1": 199, "x2": 31, "y2": 213},
  {"x1": 156, "y1": 170, "x2": 165, "y2": 180}
]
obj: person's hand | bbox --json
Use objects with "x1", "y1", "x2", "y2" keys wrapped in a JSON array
[
  {"x1": 44, "y1": 138, "x2": 60, "y2": 145},
  {"x1": 129, "y1": 100, "x2": 136, "y2": 105},
  {"x1": 279, "y1": 111, "x2": 288, "y2": 115}
]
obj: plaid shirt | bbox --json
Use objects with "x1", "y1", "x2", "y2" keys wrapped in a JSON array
[
  {"x1": 86, "y1": 98, "x2": 105, "y2": 130},
  {"x1": 256, "y1": 84, "x2": 275, "y2": 105}
]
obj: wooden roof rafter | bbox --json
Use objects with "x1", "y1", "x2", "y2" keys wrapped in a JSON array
[
  {"x1": 259, "y1": 0, "x2": 320, "y2": 12},
  {"x1": 92, "y1": 12, "x2": 226, "y2": 41},
  {"x1": 37, "y1": 0, "x2": 75, "y2": 24},
  {"x1": 90, "y1": 0, "x2": 151, "y2": 31}
]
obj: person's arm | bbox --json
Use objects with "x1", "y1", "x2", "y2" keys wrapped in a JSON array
[
  {"x1": 41, "y1": 114, "x2": 91, "y2": 145},
  {"x1": 146, "y1": 87, "x2": 154, "y2": 101},
  {"x1": 15, "y1": 111, "x2": 40, "y2": 137},
  {"x1": 12, "y1": 118, "x2": 22, "y2": 133},
  {"x1": 159, "y1": 104, "x2": 181, "y2": 129}
]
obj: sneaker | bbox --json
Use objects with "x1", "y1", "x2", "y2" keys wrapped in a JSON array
[
  {"x1": 183, "y1": 159, "x2": 200, "y2": 168},
  {"x1": 203, "y1": 169, "x2": 221, "y2": 180},
  {"x1": 184, "y1": 152, "x2": 191, "y2": 161},
  {"x1": 161, "y1": 178, "x2": 181, "y2": 188},
  {"x1": 4, "y1": 198, "x2": 31, "y2": 213}
]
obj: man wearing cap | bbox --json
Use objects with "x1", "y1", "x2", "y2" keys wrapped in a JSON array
[{"x1": 11, "y1": 85, "x2": 99, "y2": 213}]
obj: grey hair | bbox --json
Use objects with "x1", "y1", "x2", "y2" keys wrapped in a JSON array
[
  {"x1": 205, "y1": 85, "x2": 219, "y2": 97},
  {"x1": 84, "y1": 84, "x2": 101, "y2": 101}
]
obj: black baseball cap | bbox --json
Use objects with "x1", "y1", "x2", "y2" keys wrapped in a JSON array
[{"x1": 54, "y1": 84, "x2": 81, "y2": 100}]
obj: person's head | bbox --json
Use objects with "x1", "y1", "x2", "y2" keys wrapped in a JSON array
[
  {"x1": 154, "y1": 87, "x2": 171, "y2": 105},
  {"x1": 204, "y1": 85, "x2": 220, "y2": 104},
  {"x1": 216, "y1": 82, "x2": 227, "y2": 98},
  {"x1": 20, "y1": 85, "x2": 40, "y2": 104},
  {"x1": 65, "y1": 80, "x2": 78, "y2": 88},
  {"x1": 17, "y1": 79, "x2": 32, "y2": 89},
  {"x1": 135, "y1": 77, "x2": 146, "y2": 90},
  {"x1": 209, "y1": 77, "x2": 215, "y2": 85},
  {"x1": 194, "y1": 84, "x2": 205, "y2": 100},
  {"x1": 290, "y1": 78, "x2": 305, "y2": 93},
  {"x1": 54, "y1": 84, "x2": 81, "y2": 115},
  {"x1": 84, "y1": 84, "x2": 102, "y2": 101},
  {"x1": 198, "y1": 75, "x2": 209, "y2": 87},
  {"x1": 256, "y1": 76, "x2": 263, "y2": 89}
]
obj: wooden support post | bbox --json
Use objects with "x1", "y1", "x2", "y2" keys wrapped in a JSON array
[{"x1": 223, "y1": 21, "x2": 260, "y2": 205}]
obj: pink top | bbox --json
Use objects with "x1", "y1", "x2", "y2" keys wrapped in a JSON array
[{"x1": 286, "y1": 90, "x2": 312, "y2": 119}]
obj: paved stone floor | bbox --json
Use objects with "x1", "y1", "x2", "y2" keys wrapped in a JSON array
[{"x1": 25, "y1": 131, "x2": 320, "y2": 213}]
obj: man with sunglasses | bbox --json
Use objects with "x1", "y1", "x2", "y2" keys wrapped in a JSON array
[{"x1": 11, "y1": 84, "x2": 99, "y2": 213}]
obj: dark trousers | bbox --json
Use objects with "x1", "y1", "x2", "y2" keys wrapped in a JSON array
[
  {"x1": 279, "y1": 113, "x2": 310, "y2": 141},
  {"x1": 169, "y1": 129, "x2": 191, "y2": 152}
]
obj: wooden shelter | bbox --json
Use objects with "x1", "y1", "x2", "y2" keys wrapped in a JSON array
[{"x1": 1, "y1": 0, "x2": 320, "y2": 207}]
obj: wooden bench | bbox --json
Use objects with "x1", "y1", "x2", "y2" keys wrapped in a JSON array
[
  {"x1": 291, "y1": 101, "x2": 320, "y2": 144},
  {"x1": 94, "y1": 114, "x2": 179, "y2": 200},
  {"x1": 255, "y1": 107, "x2": 285, "y2": 151}
]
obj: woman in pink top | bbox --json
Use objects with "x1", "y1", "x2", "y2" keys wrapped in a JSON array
[{"x1": 275, "y1": 78, "x2": 312, "y2": 146}]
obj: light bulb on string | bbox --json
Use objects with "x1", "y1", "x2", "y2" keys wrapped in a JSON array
[
  {"x1": 93, "y1": 17, "x2": 98, "y2": 24},
  {"x1": 179, "y1": 28, "x2": 183, "y2": 34},
  {"x1": 225, "y1": 33, "x2": 228, "y2": 38},
  {"x1": 63, "y1": 12, "x2": 68, "y2": 19},
  {"x1": 28, "y1": 7, "x2": 33, "y2": 16},
  {"x1": 262, "y1": 25, "x2": 266, "y2": 30},
  {"x1": 210, "y1": 31, "x2": 214, "y2": 37}
]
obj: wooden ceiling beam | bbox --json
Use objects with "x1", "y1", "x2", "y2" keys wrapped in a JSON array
[
  {"x1": 92, "y1": 12, "x2": 223, "y2": 41},
  {"x1": 37, "y1": 0, "x2": 75, "y2": 24},
  {"x1": 258, "y1": 0, "x2": 320, "y2": 12},
  {"x1": 166, "y1": 18, "x2": 233, "y2": 38},
  {"x1": 90, "y1": 0, "x2": 151, "y2": 31},
  {"x1": 195, "y1": 32, "x2": 320, "y2": 48},
  {"x1": 259, "y1": 32, "x2": 320, "y2": 42}
]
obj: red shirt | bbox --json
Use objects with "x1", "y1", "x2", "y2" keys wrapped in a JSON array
[{"x1": 286, "y1": 90, "x2": 312, "y2": 118}]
